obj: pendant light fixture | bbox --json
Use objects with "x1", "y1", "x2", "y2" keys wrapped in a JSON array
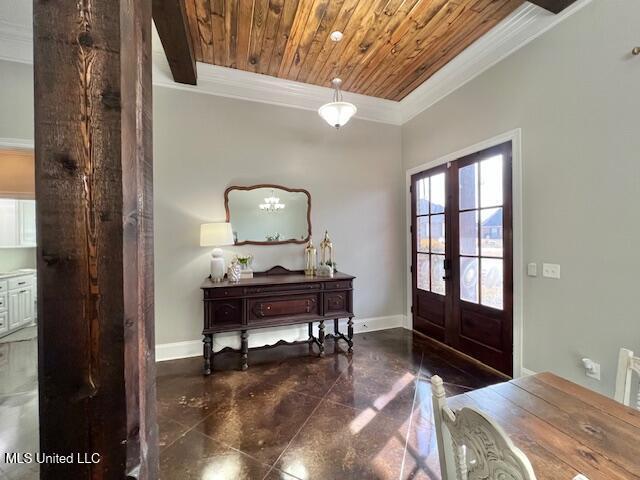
[
  {"x1": 318, "y1": 78, "x2": 357, "y2": 129},
  {"x1": 318, "y1": 31, "x2": 357, "y2": 129}
]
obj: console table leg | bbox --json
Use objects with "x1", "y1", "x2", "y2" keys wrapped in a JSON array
[
  {"x1": 347, "y1": 317, "x2": 354, "y2": 353},
  {"x1": 318, "y1": 320, "x2": 325, "y2": 357},
  {"x1": 334, "y1": 318, "x2": 339, "y2": 335},
  {"x1": 203, "y1": 335, "x2": 213, "y2": 375},
  {"x1": 241, "y1": 330, "x2": 249, "y2": 371}
]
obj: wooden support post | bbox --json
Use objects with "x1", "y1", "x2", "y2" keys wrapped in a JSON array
[{"x1": 34, "y1": 0, "x2": 157, "y2": 477}]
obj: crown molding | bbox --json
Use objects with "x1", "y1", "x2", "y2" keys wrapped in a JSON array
[
  {"x1": 1, "y1": 0, "x2": 592, "y2": 125},
  {"x1": 152, "y1": 52, "x2": 403, "y2": 125},
  {"x1": 399, "y1": 0, "x2": 593, "y2": 123}
]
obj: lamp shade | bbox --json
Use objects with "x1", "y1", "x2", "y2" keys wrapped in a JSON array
[
  {"x1": 200, "y1": 222, "x2": 234, "y2": 247},
  {"x1": 318, "y1": 101, "x2": 357, "y2": 128}
]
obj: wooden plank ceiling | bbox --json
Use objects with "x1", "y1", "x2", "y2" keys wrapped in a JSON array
[{"x1": 183, "y1": 0, "x2": 525, "y2": 101}]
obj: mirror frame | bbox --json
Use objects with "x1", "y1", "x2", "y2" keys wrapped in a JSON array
[{"x1": 224, "y1": 184, "x2": 312, "y2": 246}]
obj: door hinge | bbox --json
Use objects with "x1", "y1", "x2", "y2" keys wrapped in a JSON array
[
  {"x1": 410, "y1": 265, "x2": 413, "y2": 274},
  {"x1": 410, "y1": 305, "x2": 414, "y2": 313},
  {"x1": 409, "y1": 185, "x2": 413, "y2": 193},
  {"x1": 410, "y1": 225, "x2": 413, "y2": 234}
]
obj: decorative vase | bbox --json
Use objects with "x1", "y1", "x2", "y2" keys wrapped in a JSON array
[{"x1": 227, "y1": 260, "x2": 241, "y2": 283}]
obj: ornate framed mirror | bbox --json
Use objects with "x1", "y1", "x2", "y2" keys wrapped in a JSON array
[{"x1": 224, "y1": 184, "x2": 311, "y2": 245}]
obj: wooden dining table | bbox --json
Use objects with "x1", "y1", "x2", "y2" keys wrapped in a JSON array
[{"x1": 447, "y1": 372, "x2": 640, "y2": 480}]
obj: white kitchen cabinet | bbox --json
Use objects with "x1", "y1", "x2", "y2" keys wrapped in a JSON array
[
  {"x1": 0, "y1": 311, "x2": 7, "y2": 335},
  {"x1": 19, "y1": 287, "x2": 33, "y2": 325},
  {"x1": 1, "y1": 273, "x2": 35, "y2": 337},
  {"x1": 0, "y1": 199, "x2": 36, "y2": 248}
]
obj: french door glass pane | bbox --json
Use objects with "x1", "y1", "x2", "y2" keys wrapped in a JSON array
[
  {"x1": 416, "y1": 177, "x2": 430, "y2": 215},
  {"x1": 480, "y1": 207, "x2": 503, "y2": 257},
  {"x1": 480, "y1": 155, "x2": 503, "y2": 207},
  {"x1": 417, "y1": 217, "x2": 430, "y2": 253},
  {"x1": 481, "y1": 258, "x2": 504, "y2": 309},
  {"x1": 460, "y1": 257, "x2": 479, "y2": 303},
  {"x1": 459, "y1": 211, "x2": 478, "y2": 256},
  {"x1": 459, "y1": 163, "x2": 478, "y2": 210},
  {"x1": 430, "y1": 173, "x2": 445, "y2": 214},
  {"x1": 431, "y1": 254, "x2": 446, "y2": 295},
  {"x1": 430, "y1": 214, "x2": 445, "y2": 254},
  {"x1": 417, "y1": 253, "x2": 430, "y2": 291}
]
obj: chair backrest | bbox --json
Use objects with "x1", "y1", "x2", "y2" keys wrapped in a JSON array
[
  {"x1": 431, "y1": 375, "x2": 537, "y2": 480},
  {"x1": 615, "y1": 348, "x2": 640, "y2": 410}
]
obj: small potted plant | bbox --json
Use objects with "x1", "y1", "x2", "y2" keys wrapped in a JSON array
[{"x1": 235, "y1": 254, "x2": 254, "y2": 279}]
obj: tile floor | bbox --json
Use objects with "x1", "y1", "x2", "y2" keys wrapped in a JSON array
[
  {"x1": 157, "y1": 328, "x2": 505, "y2": 479},
  {"x1": 0, "y1": 327, "x2": 505, "y2": 479},
  {"x1": 0, "y1": 326, "x2": 39, "y2": 480}
]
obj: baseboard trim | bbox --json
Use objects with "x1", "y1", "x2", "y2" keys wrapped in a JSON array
[
  {"x1": 155, "y1": 314, "x2": 406, "y2": 362},
  {"x1": 520, "y1": 367, "x2": 536, "y2": 377}
]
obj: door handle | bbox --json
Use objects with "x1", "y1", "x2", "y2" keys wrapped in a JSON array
[{"x1": 442, "y1": 275, "x2": 451, "y2": 281}]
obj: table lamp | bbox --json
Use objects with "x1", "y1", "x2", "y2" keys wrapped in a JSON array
[{"x1": 200, "y1": 222, "x2": 235, "y2": 282}]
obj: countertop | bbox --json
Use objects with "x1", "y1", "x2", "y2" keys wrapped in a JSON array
[{"x1": 0, "y1": 269, "x2": 36, "y2": 280}]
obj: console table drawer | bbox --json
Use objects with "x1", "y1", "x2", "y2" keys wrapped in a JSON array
[
  {"x1": 324, "y1": 291, "x2": 350, "y2": 315},
  {"x1": 204, "y1": 287, "x2": 242, "y2": 299},
  {"x1": 248, "y1": 294, "x2": 319, "y2": 323},
  {"x1": 205, "y1": 299, "x2": 243, "y2": 329},
  {"x1": 244, "y1": 283, "x2": 321, "y2": 295},
  {"x1": 324, "y1": 280, "x2": 352, "y2": 290}
]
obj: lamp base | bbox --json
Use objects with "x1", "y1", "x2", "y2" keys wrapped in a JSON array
[{"x1": 210, "y1": 249, "x2": 226, "y2": 282}]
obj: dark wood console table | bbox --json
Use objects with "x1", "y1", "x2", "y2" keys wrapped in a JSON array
[{"x1": 200, "y1": 266, "x2": 355, "y2": 374}]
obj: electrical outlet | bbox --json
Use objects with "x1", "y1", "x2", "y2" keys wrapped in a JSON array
[
  {"x1": 582, "y1": 358, "x2": 601, "y2": 381},
  {"x1": 542, "y1": 263, "x2": 561, "y2": 279}
]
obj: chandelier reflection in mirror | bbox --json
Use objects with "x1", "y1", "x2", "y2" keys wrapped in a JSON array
[
  {"x1": 259, "y1": 190, "x2": 285, "y2": 213},
  {"x1": 318, "y1": 78, "x2": 357, "y2": 129}
]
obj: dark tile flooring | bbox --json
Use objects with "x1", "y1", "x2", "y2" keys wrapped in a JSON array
[
  {"x1": 156, "y1": 328, "x2": 505, "y2": 480},
  {"x1": 0, "y1": 327, "x2": 505, "y2": 480}
]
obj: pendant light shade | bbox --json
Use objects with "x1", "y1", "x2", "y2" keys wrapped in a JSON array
[{"x1": 318, "y1": 78, "x2": 357, "y2": 128}]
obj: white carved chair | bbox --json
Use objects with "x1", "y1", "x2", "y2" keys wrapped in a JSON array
[
  {"x1": 431, "y1": 375, "x2": 537, "y2": 480},
  {"x1": 614, "y1": 348, "x2": 640, "y2": 410}
]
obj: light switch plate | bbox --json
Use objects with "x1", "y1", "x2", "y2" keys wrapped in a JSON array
[
  {"x1": 527, "y1": 263, "x2": 537, "y2": 277},
  {"x1": 542, "y1": 263, "x2": 561, "y2": 279}
]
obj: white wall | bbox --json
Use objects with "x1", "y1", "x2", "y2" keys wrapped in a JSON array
[
  {"x1": 402, "y1": 0, "x2": 640, "y2": 395},
  {"x1": 153, "y1": 88, "x2": 404, "y2": 349},
  {"x1": 0, "y1": 248, "x2": 36, "y2": 271}
]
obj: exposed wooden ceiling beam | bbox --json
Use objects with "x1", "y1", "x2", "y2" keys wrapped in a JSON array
[
  {"x1": 153, "y1": 0, "x2": 197, "y2": 84},
  {"x1": 528, "y1": 0, "x2": 579, "y2": 14}
]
